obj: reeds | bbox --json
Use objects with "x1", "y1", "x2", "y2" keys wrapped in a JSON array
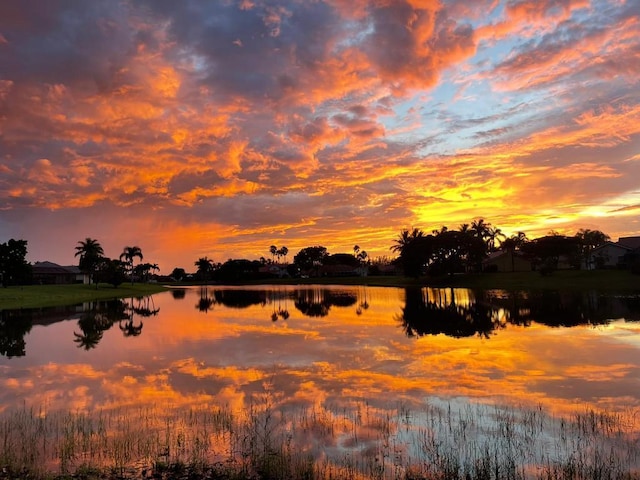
[{"x1": 0, "y1": 396, "x2": 638, "y2": 479}]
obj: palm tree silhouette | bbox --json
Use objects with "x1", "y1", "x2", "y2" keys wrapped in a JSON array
[
  {"x1": 500, "y1": 232, "x2": 528, "y2": 272},
  {"x1": 195, "y1": 257, "x2": 214, "y2": 284},
  {"x1": 391, "y1": 228, "x2": 425, "y2": 254},
  {"x1": 74, "y1": 238, "x2": 104, "y2": 288},
  {"x1": 120, "y1": 246, "x2": 144, "y2": 284},
  {"x1": 278, "y1": 246, "x2": 289, "y2": 264}
]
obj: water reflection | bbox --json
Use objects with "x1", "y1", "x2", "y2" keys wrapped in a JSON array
[
  {"x1": 0, "y1": 310, "x2": 32, "y2": 358},
  {"x1": 398, "y1": 288, "x2": 504, "y2": 339},
  {"x1": 1, "y1": 296, "x2": 159, "y2": 356},
  {"x1": 293, "y1": 289, "x2": 357, "y2": 317},
  {"x1": 395, "y1": 288, "x2": 640, "y2": 339},
  {"x1": 2, "y1": 286, "x2": 640, "y2": 476}
]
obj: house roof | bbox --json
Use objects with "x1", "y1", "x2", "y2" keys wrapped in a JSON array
[
  {"x1": 618, "y1": 236, "x2": 640, "y2": 250},
  {"x1": 482, "y1": 250, "x2": 529, "y2": 264},
  {"x1": 32, "y1": 261, "x2": 81, "y2": 275},
  {"x1": 593, "y1": 241, "x2": 632, "y2": 252}
]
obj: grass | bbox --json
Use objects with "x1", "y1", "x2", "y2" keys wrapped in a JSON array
[
  {"x1": 0, "y1": 394, "x2": 638, "y2": 480},
  {"x1": 0, "y1": 283, "x2": 168, "y2": 310}
]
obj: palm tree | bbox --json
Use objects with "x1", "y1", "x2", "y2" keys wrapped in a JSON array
[
  {"x1": 391, "y1": 229, "x2": 431, "y2": 277},
  {"x1": 500, "y1": 232, "x2": 528, "y2": 272},
  {"x1": 391, "y1": 228, "x2": 425, "y2": 254},
  {"x1": 74, "y1": 238, "x2": 104, "y2": 288},
  {"x1": 576, "y1": 229, "x2": 610, "y2": 269},
  {"x1": 486, "y1": 226, "x2": 505, "y2": 252},
  {"x1": 120, "y1": 246, "x2": 143, "y2": 284},
  {"x1": 471, "y1": 219, "x2": 489, "y2": 241},
  {"x1": 195, "y1": 256, "x2": 214, "y2": 283},
  {"x1": 278, "y1": 246, "x2": 289, "y2": 264},
  {"x1": 269, "y1": 245, "x2": 277, "y2": 263}
]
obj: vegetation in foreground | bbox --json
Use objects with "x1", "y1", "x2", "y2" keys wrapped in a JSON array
[
  {"x1": 0, "y1": 283, "x2": 167, "y2": 310},
  {"x1": 0, "y1": 394, "x2": 638, "y2": 480}
]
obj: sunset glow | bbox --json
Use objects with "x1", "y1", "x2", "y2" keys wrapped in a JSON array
[{"x1": 1, "y1": 1, "x2": 639, "y2": 271}]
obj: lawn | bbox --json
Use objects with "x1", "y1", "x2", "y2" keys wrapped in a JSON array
[{"x1": 0, "y1": 283, "x2": 168, "y2": 310}]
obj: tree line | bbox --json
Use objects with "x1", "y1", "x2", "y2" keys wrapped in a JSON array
[
  {"x1": 390, "y1": 220, "x2": 619, "y2": 277},
  {"x1": 0, "y1": 219, "x2": 637, "y2": 287},
  {"x1": 74, "y1": 238, "x2": 157, "y2": 288},
  {"x1": 178, "y1": 220, "x2": 637, "y2": 282}
]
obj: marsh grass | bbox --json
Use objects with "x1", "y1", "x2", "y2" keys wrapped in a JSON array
[{"x1": 0, "y1": 395, "x2": 638, "y2": 480}]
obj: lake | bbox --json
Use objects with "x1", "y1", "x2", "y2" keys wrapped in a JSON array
[{"x1": 1, "y1": 285, "x2": 640, "y2": 478}]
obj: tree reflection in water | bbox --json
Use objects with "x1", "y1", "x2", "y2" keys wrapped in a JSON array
[
  {"x1": 398, "y1": 287, "x2": 504, "y2": 339},
  {"x1": 171, "y1": 288, "x2": 186, "y2": 300},
  {"x1": 397, "y1": 288, "x2": 640, "y2": 339},
  {"x1": 72, "y1": 297, "x2": 159, "y2": 349},
  {"x1": 196, "y1": 287, "x2": 215, "y2": 313},
  {"x1": 212, "y1": 289, "x2": 267, "y2": 309},
  {"x1": 355, "y1": 286, "x2": 370, "y2": 316},
  {"x1": 0, "y1": 310, "x2": 33, "y2": 358},
  {"x1": 270, "y1": 288, "x2": 290, "y2": 322},
  {"x1": 74, "y1": 299, "x2": 129, "y2": 350},
  {"x1": 294, "y1": 289, "x2": 357, "y2": 317}
]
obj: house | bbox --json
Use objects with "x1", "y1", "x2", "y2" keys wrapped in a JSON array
[
  {"x1": 589, "y1": 242, "x2": 632, "y2": 269},
  {"x1": 319, "y1": 264, "x2": 359, "y2": 277},
  {"x1": 32, "y1": 261, "x2": 89, "y2": 285},
  {"x1": 482, "y1": 250, "x2": 533, "y2": 272},
  {"x1": 618, "y1": 236, "x2": 640, "y2": 250},
  {"x1": 257, "y1": 264, "x2": 289, "y2": 278}
]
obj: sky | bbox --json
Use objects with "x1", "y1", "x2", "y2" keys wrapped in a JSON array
[{"x1": 1, "y1": 0, "x2": 639, "y2": 273}]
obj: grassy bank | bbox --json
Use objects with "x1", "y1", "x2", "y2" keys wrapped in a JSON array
[
  {"x1": 235, "y1": 269, "x2": 639, "y2": 292},
  {"x1": 0, "y1": 283, "x2": 168, "y2": 310}
]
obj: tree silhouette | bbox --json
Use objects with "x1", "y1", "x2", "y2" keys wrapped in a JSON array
[
  {"x1": 293, "y1": 246, "x2": 328, "y2": 274},
  {"x1": 391, "y1": 229, "x2": 433, "y2": 277},
  {"x1": 120, "y1": 246, "x2": 144, "y2": 284},
  {"x1": 74, "y1": 238, "x2": 104, "y2": 288},
  {"x1": 170, "y1": 267, "x2": 186, "y2": 281},
  {"x1": 499, "y1": 232, "x2": 529, "y2": 272},
  {"x1": 278, "y1": 246, "x2": 289, "y2": 264},
  {"x1": 576, "y1": 229, "x2": 610, "y2": 269},
  {"x1": 133, "y1": 262, "x2": 159, "y2": 283},
  {"x1": 195, "y1": 257, "x2": 214, "y2": 283},
  {"x1": 269, "y1": 245, "x2": 278, "y2": 263},
  {"x1": 0, "y1": 239, "x2": 32, "y2": 287}
]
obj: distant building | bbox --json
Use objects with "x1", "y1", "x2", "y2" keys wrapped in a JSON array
[
  {"x1": 618, "y1": 236, "x2": 640, "y2": 250},
  {"x1": 319, "y1": 264, "x2": 359, "y2": 277},
  {"x1": 589, "y1": 242, "x2": 633, "y2": 269},
  {"x1": 482, "y1": 251, "x2": 532, "y2": 272},
  {"x1": 32, "y1": 261, "x2": 89, "y2": 285}
]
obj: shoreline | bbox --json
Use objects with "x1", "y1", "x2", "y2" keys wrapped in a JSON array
[{"x1": 1, "y1": 270, "x2": 637, "y2": 310}]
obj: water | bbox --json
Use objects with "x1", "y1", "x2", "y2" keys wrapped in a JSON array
[{"x1": 1, "y1": 285, "x2": 640, "y2": 476}]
